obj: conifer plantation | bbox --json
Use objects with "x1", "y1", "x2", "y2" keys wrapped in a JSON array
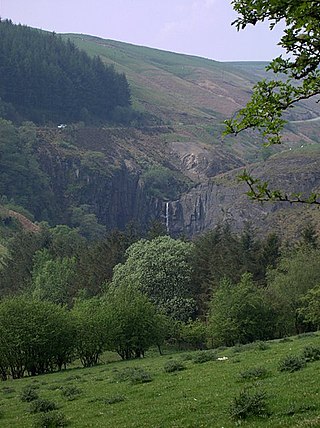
[{"x1": 0, "y1": 20, "x2": 131, "y2": 123}]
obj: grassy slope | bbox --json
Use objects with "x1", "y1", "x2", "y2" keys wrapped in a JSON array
[
  {"x1": 1, "y1": 333, "x2": 320, "y2": 427},
  {"x1": 62, "y1": 34, "x2": 268, "y2": 123},
  {"x1": 61, "y1": 34, "x2": 320, "y2": 161}
]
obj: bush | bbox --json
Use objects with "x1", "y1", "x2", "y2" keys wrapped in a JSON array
[
  {"x1": 128, "y1": 368, "x2": 152, "y2": 385},
  {"x1": 0, "y1": 297, "x2": 75, "y2": 378},
  {"x1": 254, "y1": 341, "x2": 270, "y2": 351},
  {"x1": 193, "y1": 350, "x2": 217, "y2": 364},
  {"x1": 20, "y1": 385, "x2": 39, "y2": 402},
  {"x1": 278, "y1": 355, "x2": 306, "y2": 372},
  {"x1": 60, "y1": 385, "x2": 82, "y2": 401},
  {"x1": 302, "y1": 345, "x2": 320, "y2": 362},
  {"x1": 239, "y1": 366, "x2": 270, "y2": 382},
  {"x1": 33, "y1": 410, "x2": 68, "y2": 427},
  {"x1": 230, "y1": 387, "x2": 270, "y2": 420},
  {"x1": 29, "y1": 399, "x2": 58, "y2": 414},
  {"x1": 104, "y1": 395, "x2": 125, "y2": 404},
  {"x1": 2, "y1": 386, "x2": 15, "y2": 395},
  {"x1": 112, "y1": 367, "x2": 152, "y2": 384},
  {"x1": 164, "y1": 360, "x2": 186, "y2": 373}
]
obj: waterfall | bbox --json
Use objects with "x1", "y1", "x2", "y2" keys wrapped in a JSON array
[{"x1": 165, "y1": 202, "x2": 169, "y2": 234}]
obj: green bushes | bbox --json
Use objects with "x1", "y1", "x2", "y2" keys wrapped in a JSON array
[
  {"x1": 29, "y1": 398, "x2": 58, "y2": 414},
  {"x1": 104, "y1": 285, "x2": 166, "y2": 360},
  {"x1": 163, "y1": 360, "x2": 186, "y2": 373},
  {"x1": 192, "y1": 350, "x2": 217, "y2": 364},
  {"x1": 302, "y1": 345, "x2": 320, "y2": 362},
  {"x1": 230, "y1": 387, "x2": 270, "y2": 421},
  {"x1": 72, "y1": 298, "x2": 109, "y2": 368},
  {"x1": 60, "y1": 385, "x2": 82, "y2": 401},
  {"x1": 278, "y1": 354, "x2": 306, "y2": 372},
  {"x1": 208, "y1": 274, "x2": 276, "y2": 347},
  {"x1": 0, "y1": 297, "x2": 75, "y2": 379},
  {"x1": 33, "y1": 411, "x2": 68, "y2": 428},
  {"x1": 112, "y1": 367, "x2": 153, "y2": 384},
  {"x1": 20, "y1": 385, "x2": 39, "y2": 402},
  {"x1": 239, "y1": 366, "x2": 270, "y2": 382}
]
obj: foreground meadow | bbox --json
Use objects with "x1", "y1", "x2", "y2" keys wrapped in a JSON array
[{"x1": 0, "y1": 333, "x2": 319, "y2": 428}]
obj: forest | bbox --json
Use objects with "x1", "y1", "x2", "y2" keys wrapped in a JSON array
[
  {"x1": 0, "y1": 19, "x2": 131, "y2": 124},
  {"x1": 0, "y1": 218, "x2": 319, "y2": 379}
]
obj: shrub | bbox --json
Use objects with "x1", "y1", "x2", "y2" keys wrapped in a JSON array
[
  {"x1": 302, "y1": 345, "x2": 320, "y2": 362},
  {"x1": 193, "y1": 350, "x2": 217, "y2": 364},
  {"x1": 20, "y1": 385, "x2": 39, "y2": 402},
  {"x1": 2, "y1": 386, "x2": 15, "y2": 395},
  {"x1": 230, "y1": 387, "x2": 270, "y2": 420},
  {"x1": 254, "y1": 341, "x2": 270, "y2": 351},
  {"x1": 33, "y1": 410, "x2": 68, "y2": 427},
  {"x1": 129, "y1": 368, "x2": 152, "y2": 384},
  {"x1": 112, "y1": 367, "x2": 152, "y2": 384},
  {"x1": 179, "y1": 353, "x2": 193, "y2": 361},
  {"x1": 60, "y1": 385, "x2": 82, "y2": 401},
  {"x1": 164, "y1": 360, "x2": 186, "y2": 373},
  {"x1": 278, "y1": 355, "x2": 306, "y2": 373},
  {"x1": 239, "y1": 366, "x2": 270, "y2": 382},
  {"x1": 104, "y1": 395, "x2": 125, "y2": 404},
  {"x1": 29, "y1": 399, "x2": 58, "y2": 414}
]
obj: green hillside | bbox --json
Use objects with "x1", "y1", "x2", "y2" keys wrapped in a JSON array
[
  {"x1": 0, "y1": 334, "x2": 319, "y2": 427},
  {"x1": 63, "y1": 33, "x2": 320, "y2": 162},
  {"x1": 63, "y1": 34, "x2": 268, "y2": 124}
]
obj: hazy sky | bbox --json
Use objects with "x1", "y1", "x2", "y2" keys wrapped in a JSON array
[{"x1": 1, "y1": 0, "x2": 285, "y2": 61}]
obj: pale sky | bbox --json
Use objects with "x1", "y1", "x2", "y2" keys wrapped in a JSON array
[{"x1": 1, "y1": 0, "x2": 285, "y2": 61}]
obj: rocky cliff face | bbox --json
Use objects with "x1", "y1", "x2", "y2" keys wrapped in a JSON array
[
  {"x1": 165, "y1": 150, "x2": 320, "y2": 238},
  {"x1": 37, "y1": 143, "x2": 157, "y2": 230},
  {"x1": 35, "y1": 127, "x2": 320, "y2": 238}
]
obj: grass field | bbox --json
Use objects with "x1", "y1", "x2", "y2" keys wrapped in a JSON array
[{"x1": 0, "y1": 333, "x2": 320, "y2": 427}]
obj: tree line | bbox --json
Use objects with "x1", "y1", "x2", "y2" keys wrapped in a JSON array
[
  {"x1": 0, "y1": 19, "x2": 131, "y2": 124},
  {"x1": 0, "y1": 221, "x2": 319, "y2": 379}
]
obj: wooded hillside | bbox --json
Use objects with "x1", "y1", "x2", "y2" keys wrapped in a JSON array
[{"x1": 0, "y1": 20, "x2": 131, "y2": 123}]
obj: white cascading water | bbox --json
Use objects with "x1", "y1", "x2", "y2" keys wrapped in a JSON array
[{"x1": 165, "y1": 202, "x2": 169, "y2": 234}]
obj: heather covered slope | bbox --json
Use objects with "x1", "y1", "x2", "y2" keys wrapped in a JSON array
[{"x1": 64, "y1": 34, "x2": 320, "y2": 131}]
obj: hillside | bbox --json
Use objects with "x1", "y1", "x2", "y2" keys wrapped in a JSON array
[
  {"x1": 0, "y1": 333, "x2": 319, "y2": 427},
  {"x1": 64, "y1": 34, "x2": 320, "y2": 142},
  {"x1": 0, "y1": 26, "x2": 319, "y2": 239}
]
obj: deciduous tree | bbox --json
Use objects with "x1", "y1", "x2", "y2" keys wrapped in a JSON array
[
  {"x1": 225, "y1": 0, "x2": 320, "y2": 204},
  {"x1": 111, "y1": 236, "x2": 195, "y2": 321}
]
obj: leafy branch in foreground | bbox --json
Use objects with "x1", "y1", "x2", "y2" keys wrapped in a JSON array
[
  {"x1": 224, "y1": 1, "x2": 320, "y2": 204},
  {"x1": 225, "y1": 0, "x2": 320, "y2": 145},
  {"x1": 239, "y1": 170, "x2": 320, "y2": 205}
]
